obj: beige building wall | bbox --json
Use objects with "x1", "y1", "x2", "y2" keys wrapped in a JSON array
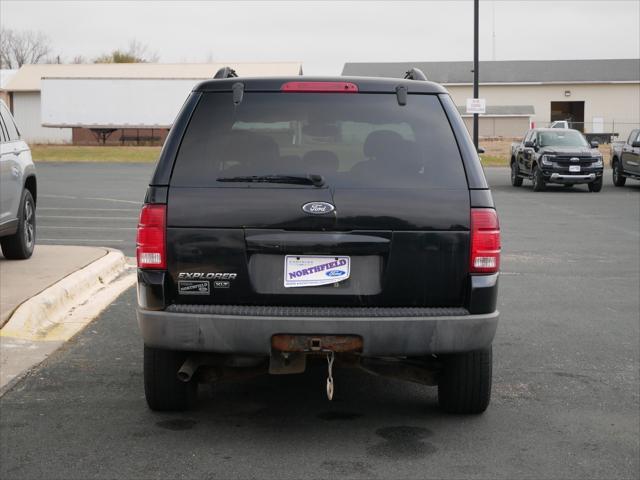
[
  {"x1": 461, "y1": 116, "x2": 530, "y2": 138},
  {"x1": 446, "y1": 83, "x2": 640, "y2": 140}
]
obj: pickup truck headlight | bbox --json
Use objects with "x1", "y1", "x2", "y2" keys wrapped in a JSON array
[
  {"x1": 541, "y1": 155, "x2": 554, "y2": 166},
  {"x1": 592, "y1": 157, "x2": 603, "y2": 167}
]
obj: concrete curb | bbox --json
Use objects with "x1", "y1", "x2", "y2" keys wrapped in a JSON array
[
  {"x1": 1, "y1": 249, "x2": 128, "y2": 340},
  {"x1": 1, "y1": 249, "x2": 136, "y2": 394}
]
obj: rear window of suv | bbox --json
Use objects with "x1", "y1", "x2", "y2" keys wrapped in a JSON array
[{"x1": 171, "y1": 92, "x2": 466, "y2": 188}]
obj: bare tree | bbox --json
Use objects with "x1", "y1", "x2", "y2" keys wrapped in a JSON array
[
  {"x1": 0, "y1": 28, "x2": 51, "y2": 68},
  {"x1": 94, "y1": 39, "x2": 159, "y2": 64},
  {"x1": 126, "y1": 39, "x2": 159, "y2": 63}
]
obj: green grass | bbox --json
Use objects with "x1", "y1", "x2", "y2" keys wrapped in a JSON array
[
  {"x1": 32, "y1": 145, "x2": 161, "y2": 163},
  {"x1": 479, "y1": 154, "x2": 508, "y2": 167}
]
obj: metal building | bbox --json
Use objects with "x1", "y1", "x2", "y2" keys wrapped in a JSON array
[
  {"x1": 3, "y1": 62, "x2": 303, "y2": 144},
  {"x1": 342, "y1": 59, "x2": 640, "y2": 140}
]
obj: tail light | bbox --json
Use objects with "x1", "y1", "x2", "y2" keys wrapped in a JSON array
[
  {"x1": 136, "y1": 204, "x2": 166, "y2": 269},
  {"x1": 470, "y1": 208, "x2": 500, "y2": 274},
  {"x1": 281, "y1": 81, "x2": 358, "y2": 93}
]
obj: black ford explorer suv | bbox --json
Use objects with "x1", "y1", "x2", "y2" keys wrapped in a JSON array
[
  {"x1": 137, "y1": 68, "x2": 500, "y2": 414},
  {"x1": 510, "y1": 128, "x2": 604, "y2": 192}
]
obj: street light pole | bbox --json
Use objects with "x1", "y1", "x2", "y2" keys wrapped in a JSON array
[{"x1": 473, "y1": 0, "x2": 479, "y2": 151}]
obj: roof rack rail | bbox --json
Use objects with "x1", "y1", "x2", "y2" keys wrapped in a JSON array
[
  {"x1": 214, "y1": 67, "x2": 238, "y2": 79},
  {"x1": 403, "y1": 68, "x2": 428, "y2": 81}
]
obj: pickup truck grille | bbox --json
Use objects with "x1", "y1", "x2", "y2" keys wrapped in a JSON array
[
  {"x1": 554, "y1": 156, "x2": 594, "y2": 166},
  {"x1": 166, "y1": 304, "x2": 469, "y2": 317}
]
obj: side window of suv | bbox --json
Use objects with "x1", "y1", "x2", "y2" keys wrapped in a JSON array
[
  {"x1": 0, "y1": 104, "x2": 19, "y2": 141},
  {"x1": 533, "y1": 132, "x2": 541, "y2": 146},
  {"x1": 0, "y1": 112, "x2": 8, "y2": 143},
  {"x1": 524, "y1": 130, "x2": 535, "y2": 145},
  {"x1": 629, "y1": 130, "x2": 639, "y2": 145}
]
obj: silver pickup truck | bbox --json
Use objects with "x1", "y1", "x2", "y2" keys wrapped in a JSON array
[
  {"x1": 0, "y1": 100, "x2": 37, "y2": 259},
  {"x1": 610, "y1": 129, "x2": 640, "y2": 187}
]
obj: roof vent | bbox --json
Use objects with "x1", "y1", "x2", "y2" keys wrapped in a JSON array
[
  {"x1": 214, "y1": 67, "x2": 238, "y2": 79},
  {"x1": 403, "y1": 68, "x2": 428, "y2": 81}
]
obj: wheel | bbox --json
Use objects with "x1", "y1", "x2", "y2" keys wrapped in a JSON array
[
  {"x1": 588, "y1": 178, "x2": 603, "y2": 192},
  {"x1": 510, "y1": 161, "x2": 523, "y2": 187},
  {"x1": 144, "y1": 345, "x2": 197, "y2": 411},
  {"x1": 438, "y1": 346, "x2": 492, "y2": 414},
  {"x1": 1, "y1": 189, "x2": 36, "y2": 259},
  {"x1": 532, "y1": 166, "x2": 545, "y2": 192},
  {"x1": 612, "y1": 160, "x2": 626, "y2": 187}
]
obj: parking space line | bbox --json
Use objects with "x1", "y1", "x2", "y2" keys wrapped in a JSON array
[
  {"x1": 40, "y1": 215, "x2": 136, "y2": 220},
  {"x1": 38, "y1": 238, "x2": 125, "y2": 242},
  {"x1": 39, "y1": 194, "x2": 78, "y2": 199},
  {"x1": 85, "y1": 197, "x2": 141, "y2": 205},
  {"x1": 39, "y1": 226, "x2": 136, "y2": 230},
  {"x1": 39, "y1": 208, "x2": 139, "y2": 212}
]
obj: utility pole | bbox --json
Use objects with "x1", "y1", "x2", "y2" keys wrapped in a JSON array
[
  {"x1": 473, "y1": 0, "x2": 479, "y2": 151},
  {"x1": 492, "y1": 0, "x2": 496, "y2": 61}
]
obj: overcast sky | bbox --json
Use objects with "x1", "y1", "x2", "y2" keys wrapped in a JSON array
[{"x1": 1, "y1": 0, "x2": 639, "y2": 74}]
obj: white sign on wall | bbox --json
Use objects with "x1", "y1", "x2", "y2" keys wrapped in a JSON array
[
  {"x1": 466, "y1": 98, "x2": 486, "y2": 114},
  {"x1": 592, "y1": 117, "x2": 604, "y2": 134}
]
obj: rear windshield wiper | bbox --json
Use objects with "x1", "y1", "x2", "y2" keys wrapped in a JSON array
[{"x1": 217, "y1": 174, "x2": 325, "y2": 187}]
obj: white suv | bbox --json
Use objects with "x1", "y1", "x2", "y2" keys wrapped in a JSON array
[{"x1": 0, "y1": 100, "x2": 37, "y2": 259}]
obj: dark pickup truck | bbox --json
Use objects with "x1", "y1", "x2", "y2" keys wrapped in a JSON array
[
  {"x1": 136, "y1": 68, "x2": 500, "y2": 415},
  {"x1": 610, "y1": 129, "x2": 640, "y2": 186},
  {"x1": 510, "y1": 128, "x2": 604, "y2": 192}
]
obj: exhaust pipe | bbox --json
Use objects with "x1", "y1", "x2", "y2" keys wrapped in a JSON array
[
  {"x1": 177, "y1": 355, "x2": 202, "y2": 382},
  {"x1": 177, "y1": 354, "x2": 269, "y2": 383}
]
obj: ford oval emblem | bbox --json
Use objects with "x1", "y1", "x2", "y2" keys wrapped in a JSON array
[
  {"x1": 326, "y1": 270, "x2": 345, "y2": 277},
  {"x1": 570, "y1": 157, "x2": 580, "y2": 162},
  {"x1": 302, "y1": 201, "x2": 335, "y2": 215}
]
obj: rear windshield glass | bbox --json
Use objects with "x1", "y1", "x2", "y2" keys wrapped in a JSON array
[{"x1": 171, "y1": 92, "x2": 466, "y2": 188}]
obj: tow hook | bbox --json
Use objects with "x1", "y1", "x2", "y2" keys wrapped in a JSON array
[{"x1": 325, "y1": 350, "x2": 335, "y2": 401}]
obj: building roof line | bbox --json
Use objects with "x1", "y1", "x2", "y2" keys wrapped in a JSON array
[
  {"x1": 342, "y1": 59, "x2": 640, "y2": 84},
  {"x1": 5, "y1": 62, "x2": 304, "y2": 92}
]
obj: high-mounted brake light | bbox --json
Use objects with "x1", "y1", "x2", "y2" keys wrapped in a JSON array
[
  {"x1": 136, "y1": 204, "x2": 166, "y2": 269},
  {"x1": 281, "y1": 82, "x2": 358, "y2": 93},
  {"x1": 470, "y1": 208, "x2": 501, "y2": 274}
]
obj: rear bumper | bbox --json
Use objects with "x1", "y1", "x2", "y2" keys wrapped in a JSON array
[{"x1": 137, "y1": 308, "x2": 499, "y2": 356}]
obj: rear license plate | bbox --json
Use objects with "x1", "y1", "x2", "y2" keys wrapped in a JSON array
[
  {"x1": 569, "y1": 165, "x2": 581, "y2": 173},
  {"x1": 284, "y1": 255, "x2": 350, "y2": 288}
]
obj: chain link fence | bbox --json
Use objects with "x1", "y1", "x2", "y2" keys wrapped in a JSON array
[{"x1": 536, "y1": 121, "x2": 640, "y2": 143}]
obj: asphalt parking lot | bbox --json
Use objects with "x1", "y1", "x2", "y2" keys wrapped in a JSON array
[
  {"x1": 33, "y1": 162, "x2": 152, "y2": 256},
  {"x1": 1, "y1": 164, "x2": 638, "y2": 479}
]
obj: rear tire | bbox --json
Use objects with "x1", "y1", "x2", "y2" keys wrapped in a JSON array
[
  {"x1": 144, "y1": 345, "x2": 197, "y2": 411},
  {"x1": 438, "y1": 347, "x2": 492, "y2": 414},
  {"x1": 510, "y1": 162, "x2": 523, "y2": 187},
  {"x1": 588, "y1": 178, "x2": 603, "y2": 192},
  {"x1": 532, "y1": 166, "x2": 545, "y2": 192},
  {"x1": 612, "y1": 160, "x2": 626, "y2": 187},
  {"x1": 1, "y1": 189, "x2": 36, "y2": 260}
]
